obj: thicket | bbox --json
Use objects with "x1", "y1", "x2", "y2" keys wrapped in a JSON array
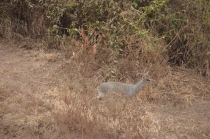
[{"x1": 0, "y1": 0, "x2": 209, "y2": 78}]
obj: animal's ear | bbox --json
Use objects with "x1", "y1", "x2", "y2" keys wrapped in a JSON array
[{"x1": 142, "y1": 74, "x2": 145, "y2": 79}]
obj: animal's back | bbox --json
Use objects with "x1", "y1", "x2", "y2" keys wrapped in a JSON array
[{"x1": 97, "y1": 82, "x2": 135, "y2": 96}]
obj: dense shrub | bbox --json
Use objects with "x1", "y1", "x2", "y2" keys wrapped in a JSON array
[
  {"x1": 0, "y1": 0, "x2": 209, "y2": 77},
  {"x1": 145, "y1": 0, "x2": 210, "y2": 74}
]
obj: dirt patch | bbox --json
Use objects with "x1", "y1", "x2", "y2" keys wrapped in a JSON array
[{"x1": 0, "y1": 42, "x2": 82, "y2": 139}]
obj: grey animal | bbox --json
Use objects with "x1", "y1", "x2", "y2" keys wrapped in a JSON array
[{"x1": 97, "y1": 75, "x2": 153, "y2": 99}]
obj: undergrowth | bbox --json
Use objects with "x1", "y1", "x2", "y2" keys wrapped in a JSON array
[
  {"x1": 1, "y1": 0, "x2": 209, "y2": 78},
  {"x1": 48, "y1": 59, "x2": 210, "y2": 138}
]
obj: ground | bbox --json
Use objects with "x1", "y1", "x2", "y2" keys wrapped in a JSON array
[
  {"x1": 0, "y1": 41, "x2": 210, "y2": 139},
  {"x1": 0, "y1": 42, "x2": 82, "y2": 139}
]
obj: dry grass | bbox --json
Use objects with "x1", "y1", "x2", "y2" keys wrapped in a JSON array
[
  {"x1": 1, "y1": 67, "x2": 210, "y2": 139},
  {"x1": 0, "y1": 42, "x2": 210, "y2": 139},
  {"x1": 42, "y1": 53, "x2": 209, "y2": 138}
]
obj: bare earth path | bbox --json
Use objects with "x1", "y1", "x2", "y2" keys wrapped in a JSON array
[{"x1": 0, "y1": 43, "x2": 81, "y2": 139}]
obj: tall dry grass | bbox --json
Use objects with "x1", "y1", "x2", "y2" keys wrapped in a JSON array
[
  {"x1": 1, "y1": 45, "x2": 209, "y2": 138},
  {"x1": 46, "y1": 48, "x2": 209, "y2": 138}
]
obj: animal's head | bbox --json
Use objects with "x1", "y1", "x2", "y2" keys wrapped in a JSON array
[{"x1": 142, "y1": 75, "x2": 154, "y2": 84}]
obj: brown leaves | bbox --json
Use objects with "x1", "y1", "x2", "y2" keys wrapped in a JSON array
[{"x1": 72, "y1": 26, "x2": 101, "y2": 57}]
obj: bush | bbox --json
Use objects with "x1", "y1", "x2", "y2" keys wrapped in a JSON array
[{"x1": 0, "y1": 0, "x2": 209, "y2": 77}]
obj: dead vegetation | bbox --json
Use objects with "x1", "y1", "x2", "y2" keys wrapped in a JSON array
[
  {"x1": 0, "y1": 40, "x2": 209, "y2": 138},
  {"x1": 1, "y1": 54, "x2": 209, "y2": 138},
  {"x1": 31, "y1": 47, "x2": 209, "y2": 138}
]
